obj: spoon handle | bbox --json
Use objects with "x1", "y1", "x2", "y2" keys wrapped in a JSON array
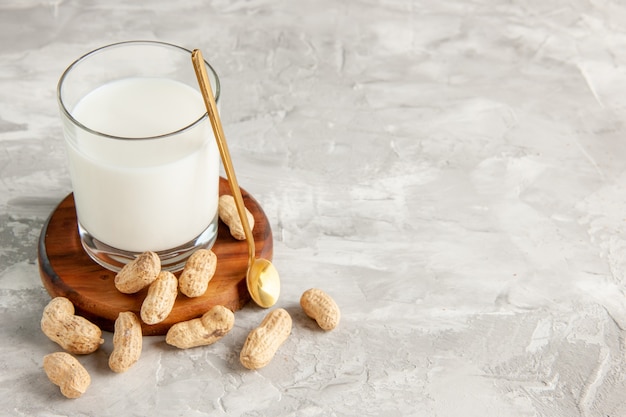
[{"x1": 191, "y1": 49, "x2": 255, "y2": 265}]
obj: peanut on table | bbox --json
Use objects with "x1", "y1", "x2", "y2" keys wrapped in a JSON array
[
  {"x1": 240, "y1": 308, "x2": 292, "y2": 370},
  {"x1": 40, "y1": 297, "x2": 103, "y2": 355},
  {"x1": 109, "y1": 311, "x2": 143, "y2": 373},
  {"x1": 43, "y1": 352, "x2": 91, "y2": 399},
  {"x1": 300, "y1": 288, "x2": 341, "y2": 331},
  {"x1": 166, "y1": 305, "x2": 234, "y2": 349}
]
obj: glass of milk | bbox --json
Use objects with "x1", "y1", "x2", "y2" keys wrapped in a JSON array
[{"x1": 57, "y1": 41, "x2": 221, "y2": 272}]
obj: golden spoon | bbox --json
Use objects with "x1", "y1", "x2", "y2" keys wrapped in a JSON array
[{"x1": 192, "y1": 49, "x2": 279, "y2": 308}]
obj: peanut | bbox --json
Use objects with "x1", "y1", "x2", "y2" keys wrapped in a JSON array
[
  {"x1": 165, "y1": 305, "x2": 234, "y2": 349},
  {"x1": 218, "y1": 194, "x2": 254, "y2": 240},
  {"x1": 109, "y1": 311, "x2": 142, "y2": 373},
  {"x1": 43, "y1": 352, "x2": 91, "y2": 399},
  {"x1": 179, "y1": 249, "x2": 217, "y2": 298},
  {"x1": 114, "y1": 251, "x2": 160, "y2": 294},
  {"x1": 40, "y1": 297, "x2": 103, "y2": 355},
  {"x1": 140, "y1": 271, "x2": 178, "y2": 325},
  {"x1": 300, "y1": 288, "x2": 340, "y2": 331},
  {"x1": 240, "y1": 308, "x2": 291, "y2": 370}
]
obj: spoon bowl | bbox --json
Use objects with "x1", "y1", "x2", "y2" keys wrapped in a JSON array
[{"x1": 247, "y1": 258, "x2": 280, "y2": 308}]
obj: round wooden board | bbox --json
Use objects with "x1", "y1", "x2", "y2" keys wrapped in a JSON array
[{"x1": 38, "y1": 177, "x2": 273, "y2": 336}]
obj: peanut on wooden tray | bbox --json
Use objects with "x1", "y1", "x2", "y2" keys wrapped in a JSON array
[{"x1": 39, "y1": 198, "x2": 341, "y2": 398}]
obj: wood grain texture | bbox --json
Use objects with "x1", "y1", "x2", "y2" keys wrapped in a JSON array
[{"x1": 38, "y1": 178, "x2": 273, "y2": 336}]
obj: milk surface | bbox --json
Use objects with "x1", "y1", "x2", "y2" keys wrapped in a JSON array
[{"x1": 67, "y1": 77, "x2": 219, "y2": 252}]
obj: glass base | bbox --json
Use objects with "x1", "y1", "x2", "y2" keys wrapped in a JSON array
[{"x1": 78, "y1": 214, "x2": 219, "y2": 273}]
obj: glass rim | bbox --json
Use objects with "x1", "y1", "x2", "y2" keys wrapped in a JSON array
[{"x1": 57, "y1": 40, "x2": 220, "y2": 141}]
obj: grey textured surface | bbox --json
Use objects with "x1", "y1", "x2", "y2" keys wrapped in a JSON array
[{"x1": 3, "y1": 1, "x2": 626, "y2": 416}]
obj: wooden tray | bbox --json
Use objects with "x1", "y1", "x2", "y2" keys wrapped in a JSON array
[{"x1": 38, "y1": 178, "x2": 272, "y2": 336}]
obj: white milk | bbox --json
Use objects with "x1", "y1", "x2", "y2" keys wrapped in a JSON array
[{"x1": 66, "y1": 77, "x2": 219, "y2": 252}]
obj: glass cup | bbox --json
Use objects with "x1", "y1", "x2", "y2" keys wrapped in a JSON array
[{"x1": 57, "y1": 41, "x2": 221, "y2": 272}]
